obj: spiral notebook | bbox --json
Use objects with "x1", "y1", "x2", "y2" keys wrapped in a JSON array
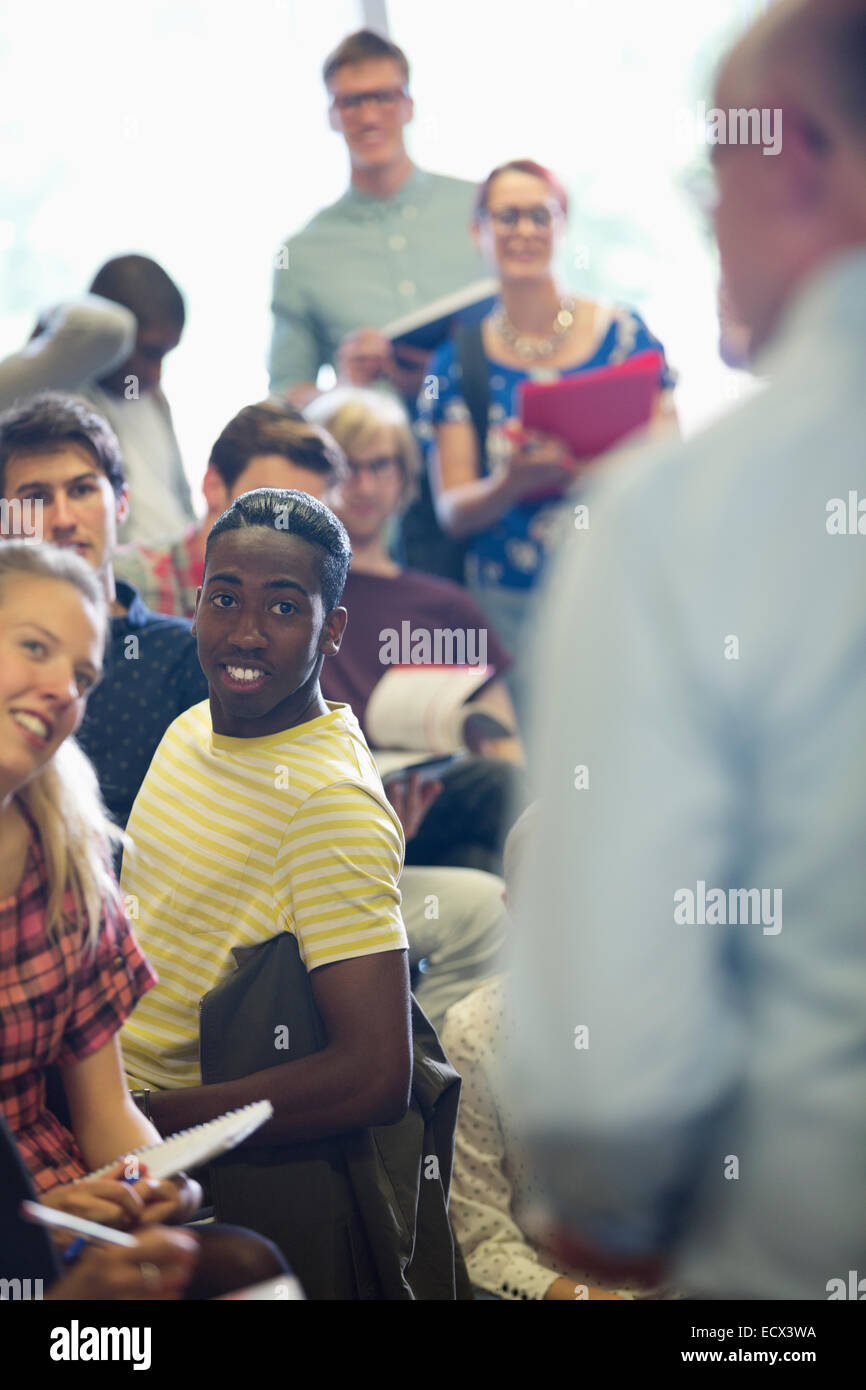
[{"x1": 85, "y1": 1099, "x2": 273, "y2": 1180}]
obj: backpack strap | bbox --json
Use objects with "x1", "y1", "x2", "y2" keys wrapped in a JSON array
[{"x1": 455, "y1": 322, "x2": 490, "y2": 476}]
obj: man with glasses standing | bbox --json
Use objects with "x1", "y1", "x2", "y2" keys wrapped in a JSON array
[{"x1": 268, "y1": 29, "x2": 485, "y2": 578}]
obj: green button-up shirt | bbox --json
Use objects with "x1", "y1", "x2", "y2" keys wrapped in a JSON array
[{"x1": 268, "y1": 166, "x2": 485, "y2": 392}]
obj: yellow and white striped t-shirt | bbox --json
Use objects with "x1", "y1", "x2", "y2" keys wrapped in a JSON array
[{"x1": 121, "y1": 700, "x2": 406, "y2": 1090}]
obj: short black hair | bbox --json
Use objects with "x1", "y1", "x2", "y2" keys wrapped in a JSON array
[
  {"x1": 205, "y1": 488, "x2": 352, "y2": 614},
  {"x1": 0, "y1": 391, "x2": 125, "y2": 499},
  {"x1": 89, "y1": 254, "x2": 185, "y2": 330}
]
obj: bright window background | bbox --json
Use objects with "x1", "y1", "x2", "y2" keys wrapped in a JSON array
[
  {"x1": 390, "y1": 0, "x2": 766, "y2": 433},
  {"x1": 0, "y1": 0, "x2": 361, "y2": 509},
  {"x1": 1, "y1": 0, "x2": 764, "y2": 510}
]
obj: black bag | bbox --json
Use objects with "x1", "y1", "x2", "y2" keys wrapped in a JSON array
[
  {"x1": 397, "y1": 325, "x2": 489, "y2": 582},
  {"x1": 455, "y1": 321, "x2": 491, "y2": 476},
  {"x1": 199, "y1": 931, "x2": 472, "y2": 1300}
]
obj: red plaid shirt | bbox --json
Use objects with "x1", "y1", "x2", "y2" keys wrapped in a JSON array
[
  {"x1": 113, "y1": 525, "x2": 203, "y2": 620},
  {"x1": 0, "y1": 807, "x2": 157, "y2": 1192}
]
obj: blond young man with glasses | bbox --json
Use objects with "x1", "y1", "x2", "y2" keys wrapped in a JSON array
[
  {"x1": 268, "y1": 29, "x2": 486, "y2": 581},
  {"x1": 268, "y1": 29, "x2": 484, "y2": 408}
]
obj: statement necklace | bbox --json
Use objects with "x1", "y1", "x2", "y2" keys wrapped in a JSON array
[{"x1": 491, "y1": 295, "x2": 576, "y2": 361}]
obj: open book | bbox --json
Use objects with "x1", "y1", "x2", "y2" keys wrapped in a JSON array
[
  {"x1": 382, "y1": 277, "x2": 499, "y2": 353},
  {"x1": 366, "y1": 665, "x2": 514, "y2": 784}
]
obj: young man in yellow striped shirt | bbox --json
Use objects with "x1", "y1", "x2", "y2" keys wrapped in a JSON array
[{"x1": 120, "y1": 487, "x2": 412, "y2": 1142}]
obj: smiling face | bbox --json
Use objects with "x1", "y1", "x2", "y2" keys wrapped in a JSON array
[
  {"x1": 474, "y1": 169, "x2": 565, "y2": 283},
  {"x1": 2, "y1": 445, "x2": 128, "y2": 579},
  {"x1": 193, "y1": 527, "x2": 347, "y2": 738},
  {"x1": 0, "y1": 574, "x2": 104, "y2": 799},
  {"x1": 327, "y1": 58, "x2": 412, "y2": 171},
  {"x1": 326, "y1": 427, "x2": 405, "y2": 546}
]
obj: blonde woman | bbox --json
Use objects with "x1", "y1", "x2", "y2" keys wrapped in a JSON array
[
  {"x1": 305, "y1": 387, "x2": 519, "y2": 757},
  {"x1": 0, "y1": 541, "x2": 199, "y2": 1227},
  {"x1": 306, "y1": 386, "x2": 529, "y2": 882}
]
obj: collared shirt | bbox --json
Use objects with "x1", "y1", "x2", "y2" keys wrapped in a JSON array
[
  {"x1": 507, "y1": 247, "x2": 866, "y2": 1300},
  {"x1": 114, "y1": 525, "x2": 203, "y2": 620},
  {"x1": 0, "y1": 805, "x2": 156, "y2": 1193},
  {"x1": 76, "y1": 580, "x2": 208, "y2": 831},
  {"x1": 268, "y1": 166, "x2": 485, "y2": 392}
]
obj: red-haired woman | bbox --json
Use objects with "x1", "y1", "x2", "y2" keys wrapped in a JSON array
[{"x1": 417, "y1": 160, "x2": 678, "y2": 718}]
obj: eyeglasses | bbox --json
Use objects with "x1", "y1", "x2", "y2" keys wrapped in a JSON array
[
  {"x1": 345, "y1": 455, "x2": 401, "y2": 480},
  {"x1": 484, "y1": 205, "x2": 557, "y2": 230},
  {"x1": 330, "y1": 87, "x2": 408, "y2": 115}
]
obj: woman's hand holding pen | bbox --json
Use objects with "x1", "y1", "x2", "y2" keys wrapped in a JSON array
[
  {"x1": 41, "y1": 1158, "x2": 202, "y2": 1235},
  {"x1": 45, "y1": 1226, "x2": 199, "y2": 1301},
  {"x1": 23, "y1": 1197, "x2": 199, "y2": 1299},
  {"x1": 41, "y1": 1160, "x2": 148, "y2": 1234}
]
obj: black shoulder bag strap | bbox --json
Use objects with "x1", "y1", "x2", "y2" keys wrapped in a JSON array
[{"x1": 455, "y1": 321, "x2": 490, "y2": 476}]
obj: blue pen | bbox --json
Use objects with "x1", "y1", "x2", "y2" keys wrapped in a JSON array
[{"x1": 62, "y1": 1153, "x2": 142, "y2": 1265}]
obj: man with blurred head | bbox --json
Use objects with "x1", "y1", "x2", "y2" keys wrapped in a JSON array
[
  {"x1": 84, "y1": 254, "x2": 193, "y2": 546},
  {"x1": 509, "y1": 0, "x2": 866, "y2": 1300},
  {"x1": 0, "y1": 253, "x2": 191, "y2": 546},
  {"x1": 711, "y1": 1, "x2": 866, "y2": 356}
]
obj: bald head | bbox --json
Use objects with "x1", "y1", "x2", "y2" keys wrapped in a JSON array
[
  {"x1": 712, "y1": 0, "x2": 866, "y2": 360},
  {"x1": 723, "y1": 0, "x2": 866, "y2": 146}
]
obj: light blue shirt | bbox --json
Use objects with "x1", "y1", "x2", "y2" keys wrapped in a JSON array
[
  {"x1": 507, "y1": 248, "x2": 866, "y2": 1299},
  {"x1": 268, "y1": 166, "x2": 484, "y2": 392}
]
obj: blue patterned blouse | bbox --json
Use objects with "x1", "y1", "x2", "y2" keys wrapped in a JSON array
[{"x1": 416, "y1": 304, "x2": 676, "y2": 592}]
